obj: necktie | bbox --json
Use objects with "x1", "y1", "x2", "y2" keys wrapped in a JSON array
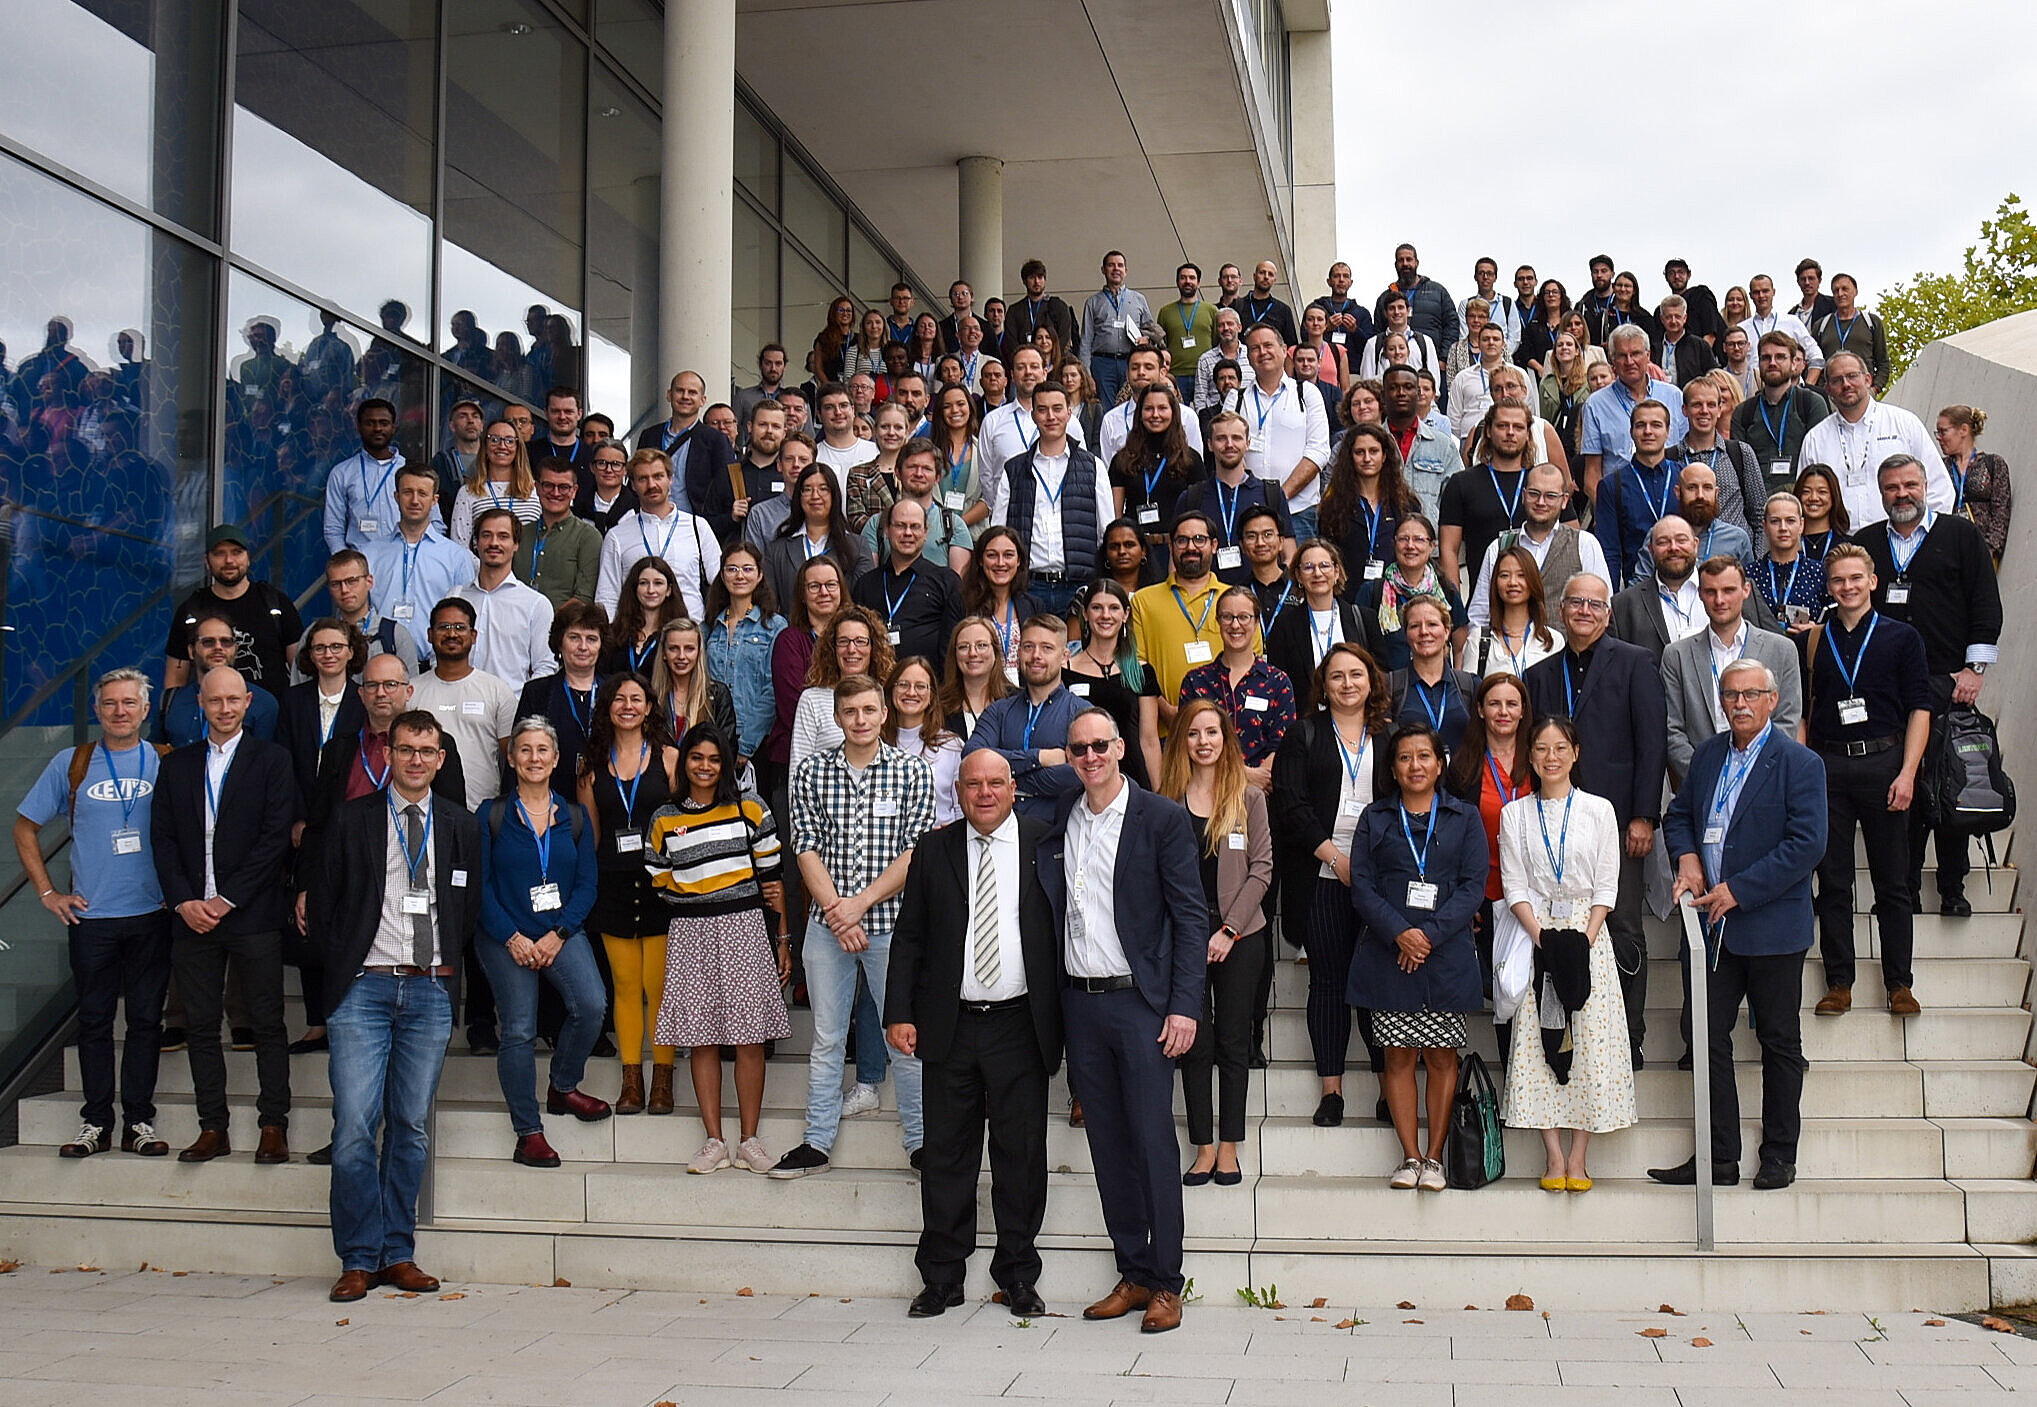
[
  {"x1": 404, "y1": 803, "x2": 433, "y2": 967},
  {"x1": 972, "y1": 834, "x2": 1002, "y2": 990}
]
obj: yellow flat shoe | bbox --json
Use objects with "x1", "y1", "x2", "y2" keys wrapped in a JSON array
[
  {"x1": 1566, "y1": 1175, "x2": 1593, "y2": 1192},
  {"x1": 1540, "y1": 1174, "x2": 1567, "y2": 1191}
]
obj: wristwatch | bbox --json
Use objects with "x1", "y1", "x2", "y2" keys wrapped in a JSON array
[
  {"x1": 1970, "y1": 662, "x2": 1989, "y2": 675},
  {"x1": 1217, "y1": 924, "x2": 1239, "y2": 942}
]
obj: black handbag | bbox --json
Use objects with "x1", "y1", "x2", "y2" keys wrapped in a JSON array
[{"x1": 1444, "y1": 1051, "x2": 1505, "y2": 1189}]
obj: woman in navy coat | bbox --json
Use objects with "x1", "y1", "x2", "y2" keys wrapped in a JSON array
[{"x1": 1346, "y1": 722, "x2": 1489, "y2": 1192}]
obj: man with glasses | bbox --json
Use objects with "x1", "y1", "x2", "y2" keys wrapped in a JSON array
[
  {"x1": 1129, "y1": 511, "x2": 1228, "y2": 715},
  {"x1": 1524, "y1": 573, "x2": 1667, "y2": 1069},
  {"x1": 157, "y1": 613, "x2": 281, "y2": 747},
  {"x1": 593, "y1": 449, "x2": 719, "y2": 620},
  {"x1": 1238, "y1": 504, "x2": 1299, "y2": 632},
  {"x1": 515, "y1": 460, "x2": 601, "y2": 608},
  {"x1": 851, "y1": 498, "x2": 965, "y2": 664},
  {"x1": 365, "y1": 465, "x2": 479, "y2": 661},
  {"x1": 1465, "y1": 463, "x2": 1609, "y2": 629},
  {"x1": 1795, "y1": 351, "x2": 1951, "y2": 529},
  {"x1": 297, "y1": 550, "x2": 418, "y2": 682}
]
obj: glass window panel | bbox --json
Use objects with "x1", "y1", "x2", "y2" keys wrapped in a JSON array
[
  {"x1": 782, "y1": 161, "x2": 844, "y2": 278},
  {"x1": 587, "y1": 73, "x2": 659, "y2": 438},
  {"x1": 0, "y1": 0, "x2": 223, "y2": 235},
  {"x1": 231, "y1": 0, "x2": 435, "y2": 339},
  {"x1": 734, "y1": 101, "x2": 777, "y2": 215},
  {"x1": 731, "y1": 205, "x2": 777, "y2": 397},
  {"x1": 848, "y1": 225, "x2": 897, "y2": 308},
  {"x1": 444, "y1": 0, "x2": 586, "y2": 405},
  {"x1": 0, "y1": 153, "x2": 215, "y2": 723},
  {"x1": 595, "y1": 0, "x2": 661, "y2": 99},
  {"x1": 222, "y1": 269, "x2": 429, "y2": 606},
  {"x1": 781, "y1": 251, "x2": 842, "y2": 392}
]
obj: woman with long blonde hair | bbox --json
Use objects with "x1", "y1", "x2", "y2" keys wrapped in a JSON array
[{"x1": 449, "y1": 417, "x2": 542, "y2": 545}]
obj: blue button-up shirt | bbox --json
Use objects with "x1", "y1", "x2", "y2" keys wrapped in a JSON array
[
  {"x1": 1582, "y1": 378, "x2": 1689, "y2": 485},
  {"x1": 963, "y1": 684, "x2": 1086, "y2": 820},
  {"x1": 1701, "y1": 724, "x2": 1770, "y2": 885}
]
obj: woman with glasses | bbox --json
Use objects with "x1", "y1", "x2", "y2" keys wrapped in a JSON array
[
  {"x1": 1265, "y1": 540, "x2": 1368, "y2": 698},
  {"x1": 449, "y1": 419, "x2": 542, "y2": 548},
  {"x1": 789, "y1": 606, "x2": 897, "y2": 771},
  {"x1": 1179, "y1": 585, "x2": 1295, "y2": 793},
  {"x1": 1353, "y1": 513, "x2": 1466, "y2": 672},
  {"x1": 811, "y1": 296, "x2": 856, "y2": 382},
  {"x1": 764, "y1": 463, "x2": 874, "y2": 613},
  {"x1": 937, "y1": 615, "x2": 1014, "y2": 741},
  {"x1": 1936, "y1": 404, "x2": 2012, "y2": 563}
]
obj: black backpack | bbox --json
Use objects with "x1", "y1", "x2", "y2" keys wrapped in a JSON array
[{"x1": 1926, "y1": 705, "x2": 2016, "y2": 836}]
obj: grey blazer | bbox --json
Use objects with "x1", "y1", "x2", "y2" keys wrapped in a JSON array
[{"x1": 1660, "y1": 623, "x2": 1802, "y2": 785}]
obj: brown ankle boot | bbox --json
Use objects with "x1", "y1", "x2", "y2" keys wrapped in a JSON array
[
  {"x1": 615, "y1": 1063, "x2": 645, "y2": 1115},
  {"x1": 648, "y1": 1064, "x2": 675, "y2": 1115}
]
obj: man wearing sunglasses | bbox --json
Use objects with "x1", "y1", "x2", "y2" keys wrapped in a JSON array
[{"x1": 156, "y1": 612, "x2": 280, "y2": 747}]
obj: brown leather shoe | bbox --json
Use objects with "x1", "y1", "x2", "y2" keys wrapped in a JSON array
[
  {"x1": 1141, "y1": 1289, "x2": 1183, "y2": 1333},
  {"x1": 1068, "y1": 1097, "x2": 1085, "y2": 1128},
  {"x1": 1083, "y1": 1279, "x2": 1152, "y2": 1320},
  {"x1": 254, "y1": 1126, "x2": 290, "y2": 1164},
  {"x1": 375, "y1": 1261, "x2": 440, "y2": 1292},
  {"x1": 177, "y1": 1129, "x2": 231, "y2": 1162},
  {"x1": 329, "y1": 1269, "x2": 373, "y2": 1303},
  {"x1": 648, "y1": 1063, "x2": 675, "y2": 1115},
  {"x1": 615, "y1": 1063, "x2": 645, "y2": 1115},
  {"x1": 1815, "y1": 986, "x2": 1852, "y2": 1015},
  {"x1": 1889, "y1": 985, "x2": 1922, "y2": 1016}
]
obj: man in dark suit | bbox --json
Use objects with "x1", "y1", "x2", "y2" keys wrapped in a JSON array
[
  {"x1": 1655, "y1": 659, "x2": 1827, "y2": 1189},
  {"x1": 1039, "y1": 707, "x2": 1205, "y2": 1334},
  {"x1": 150, "y1": 666, "x2": 299, "y2": 1164},
  {"x1": 1525, "y1": 571, "x2": 1667, "y2": 1066},
  {"x1": 886, "y1": 750, "x2": 1063, "y2": 1319},
  {"x1": 1611, "y1": 517, "x2": 1781, "y2": 663},
  {"x1": 308, "y1": 709, "x2": 482, "y2": 1304}
]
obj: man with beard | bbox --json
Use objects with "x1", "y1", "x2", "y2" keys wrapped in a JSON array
[
  {"x1": 965, "y1": 615, "x2": 1085, "y2": 821},
  {"x1": 1372, "y1": 244, "x2": 1457, "y2": 352},
  {"x1": 1129, "y1": 512, "x2": 1227, "y2": 718},
  {"x1": 1593, "y1": 399, "x2": 1682, "y2": 589},
  {"x1": 324, "y1": 399, "x2": 409, "y2": 554},
  {"x1": 165, "y1": 525, "x2": 303, "y2": 693},
  {"x1": 1578, "y1": 255, "x2": 1618, "y2": 345},
  {"x1": 1673, "y1": 462, "x2": 1754, "y2": 566},
  {"x1": 1610, "y1": 515, "x2": 1707, "y2": 660},
  {"x1": 157, "y1": 613, "x2": 281, "y2": 746},
  {"x1": 1730, "y1": 331, "x2": 1831, "y2": 484},
  {"x1": 1659, "y1": 259, "x2": 1725, "y2": 346},
  {"x1": 454, "y1": 510, "x2": 555, "y2": 686},
  {"x1": 1170, "y1": 414, "x2": 1292, "y2": 587}
]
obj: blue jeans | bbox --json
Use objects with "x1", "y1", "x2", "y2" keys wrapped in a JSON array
[
  {"x1": 1029, "y1": 577, "x2": 1081, "y2": 618},
  {"x1": 853, "y1": 973, "x2": 888, "y2": 1086},
  {"x1": 1090, "y1": 353, "x2": 1130, "y2": 408},
  {"x1": 472, "y1": 932, "x2": 606, "y2": 1136},
  {"x1": 1288, "y1": 506, "x2": 1319, "y2": 542},
  {"x1": 327, "y1": 971, "x2": 452, "y2": 1273},
  {"x1": 1174, "y1": 375, "x2": 1196, "y2": 402},
  {"x1": 802, "y1": 916, "x2": 921, "y2": 1152}
]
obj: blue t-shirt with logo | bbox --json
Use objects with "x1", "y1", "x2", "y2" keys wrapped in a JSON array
[{"x1": 18, "y1": 743, "x2": 165, "y2": 919}]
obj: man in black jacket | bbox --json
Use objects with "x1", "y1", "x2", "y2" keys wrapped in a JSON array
[
  {"x1": 886, "y1": 750, "x2": 1062, "y2": 1319},
  {"x1": 851, "y1": 499, "x2": 965, "y2": 665},
  {"x1": 310, "y1": 709, "x2": 482, "y2": 1304},
  {"x1": 1525, "y1": 572, "x2": 1668, "y2": 1066},
  {"x1": 1856, "y1": 455, "x2": 2004, "y2": 916},
  {"x1": 150, "y1": 667, "x2": 299, "y2": 1164}
]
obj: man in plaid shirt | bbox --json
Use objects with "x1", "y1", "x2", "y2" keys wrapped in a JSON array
[{"x1": 771, "y1": 674, "x2": 936, "y2": 1179}]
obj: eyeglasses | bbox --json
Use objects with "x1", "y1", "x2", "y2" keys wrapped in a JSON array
[
  {"x1": 537, "y1": 481, "x2": 575, "y2": 494},
  {"x1": 484, "y1": 434, "x2": 518, "y2": 447},
  {"x1": 326, "y1": 573, "x2": 368, "y2": 590},
  {"x1": 1217, "y1": 612, "x2": 1257, "y2": 626},
  {"x1": 1523, "y1": 489, "x2": 1565, "y2": 504},
  {"x1": 1561, "y1": 598, "x2": 1610, "y2": 614},
  {"x1": 431, "y1": 621, "x2": 472, "y2": 634},
  {"x1": 1171, "y1": 534, "x2": 1211, "y2": 547},
  {"x1": 1719, "y1": 688, "x2": 1775, "y2": 703},
  {"x1": 307, "y1": 642, "x2": 350, "y2": 655},
  {"x1": 361, "y1": 680, "x2": 407, "y2": 693},
  {"x1": 1066, "y1": 739, "x2": 1115, "y2": 758},
  {"x1": 390, "y1": 745, "x2": 441, "y2": 760}
]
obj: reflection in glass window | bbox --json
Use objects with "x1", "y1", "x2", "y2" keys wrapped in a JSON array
[
  {"x1": 596, "y1": 0, "x2": 662, "y2": 100},
  {"x1": 734, "y1": 101, "x2": 778, "y2": 215},
  {"x1": 782, "y1": 253, "x2": 844, "y2": 393},
  {"x1": 588, "y1": 75, "x2": 660, "y2": 437},
  {"x1": 231, "y1": 1, "x2": 435, "y2": 338},
  {"x1": 849, "y1": 225, "x2": 899, "y2": 309},
  {"x1": 732, "y1": 206, "x2": 778, "y2": 397},
  {"x1": 783, "y1": 162, "x2": 845, "y2": 278},
  {"x1": 0, "y1": 0, "x2": 222, "y2": 236},
  {"x1": 444, "y1": 0, "x2": 586, "y2": 405},
  {"x1": 0, "y1": 154, "x2": 214, "y2": 722}
]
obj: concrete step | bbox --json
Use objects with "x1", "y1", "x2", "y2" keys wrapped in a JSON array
[{"x1": 1639, "y1": 910, "x2": 2025, "y2": 960}]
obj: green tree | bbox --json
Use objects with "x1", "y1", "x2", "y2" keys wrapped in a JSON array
[{"x1": 1880, "y1": 194, "x2": 2037, "y2": 380}]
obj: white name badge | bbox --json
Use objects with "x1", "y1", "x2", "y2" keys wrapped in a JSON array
[
  {"x1": 943, "y1": 492, "x2": 967, "y2": 511},
  {"x1": 1787, "y1": 604, "x2": 1813, "y2": 626},
  {"x1": 872, "y1": 798, "x2": 900, "y2": 818},
  {"x1": 1885, "y1": 584, "x2": 1911, "y2": 604},
  {"x1": 1330, "y1": 331, "x2": 1347, "y2": 346},
  {"x1": 358, "y1": 518, "x2": 381, "y2": 535},
  {"x1": 111, "y1": 828, "x2": 143, "y2": 856},
  {"x1": 1405, "y1": 880, "x2": 1438, "y2": 912},
  {"x1": 1363, "y1": 559, "x2": 1386, "y2": 580},
  {"x1": 1343, "y1": 795, "x2": 1366, "y2": 816},
  {"x1": 1548, "y1": 898, "x2": 1576, "y2": 922},
  {"x1": 1215, "y1": 546, "x2": 1243, "y2": 571},
  {"x1": 1137, "y1": 504, "x2": 1160, "y2": 526},
  {"x1": 401, "y1": 888, "x2": 430, "y2": 915},
  {"x1": 1184, "y1": 639, "x2": 1214, "y2": 664},
  {"x1": 1702, "y1": 826, "x2": 1725, "y2": 846},
  {"x1": 1248, "y1": 434, "x2": 1268, "y2": 455},
  {"x1": 1227, "y1": 831, "x2": 1246, "y2": 850},
  {"x1": 1069, "y1": 681, "x2": 1091, "y2": 697},
  {"x1": 887, "y1": 630, "x2": 902, "y2": 646},
  {"x1": 1769, "y1": 460, "x2": 1791, "y2": 480},
  {"x1": 1005, "y1": 664, "x2": 1021, "y2": 684},
  {"x1": 1181, "y1": 337, "x2": 1197, "y2": 351},
  {"x1": 1244, "y1": 694, "x2": 1269, "y2": 712},
  {"x1": 393, "y1": 603, "x2": 415, "y2": 620},
  {"x1": 614, "y1": 830, "x2": 644, "y2": 854},
  {"x1": 451, "y1": 869, "x2": 468, "y2": 887},
  {"x1": 529, "y1": 882, "x2": 562, "y2": 912},
  {"x1": 1838, "y1": 696, "x2": 1869, "y2": 726},
  {"x1": 461, "y1": 700, "x2": 484, "y2": 715}
]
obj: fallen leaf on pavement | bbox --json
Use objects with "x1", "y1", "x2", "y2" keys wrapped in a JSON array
[
  {"x1": 1691, "y1": 1337, "x2": 1713, "y2": 1348},
  {"x1": 1659, "y1": 1303, "x2": 1684, "y2": 1315},
  {"x1": 552, "y1": 1278, "x2": 572, "y2": 1287},
  {"x1": 334, "y1": 1317, "x2": 349, "y2": 1325},
  {"x1": 736, "y1": 1287, "x2": 754, "y2": 1297},
  {"x1": 1311, "y1": 1297, "x2": 1328, "y2": 1308},
  {"x1": 1403, "y1": 1318, "x2": 1423, "y2": 1324},
  {"x1": 1639, "y1": 1328, "x2": 1667, "y2": 1338},
  {"x1": 1925, "y1": 1318, "x2": 1947, "y2": 1327},
  {"x1": 1335, "y1": 1318, "x2": 1356, "y2": 1329},
  {"x1": 1397, "y1": 1300, "x2": 1416, "y2": 1309},
  {"x1": 1311, "y1": 1316, "x2": 1326, "y2": 1322},
  {"x1": 1983, "y1": 1316, "x2": 2016, "y2": 1333},
  {"x1": 439, "y1": 1293, "x2": 466, "y2": 1301},
  {"x1": 1506, "y1": 1295, "x2": 1534, "y2": 1311}
]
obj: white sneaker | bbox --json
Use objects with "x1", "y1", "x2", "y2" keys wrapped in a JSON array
[
  {"x1": 1389, "y1": 1157, "x2": 1421, "y2": 1190},
  {"x1": 1418, "y1": 1158, "x2": 1447, "y2": 1192},
  {"x1": 687, "y1": 1138, "x2": 731, "y2": 1175},
  {"x1": 841, "y1": 1082, "x2": 881, "y2": 1119},
  {"x1": 734, "y1": 1136, "x2": 774, "y2": 1174}
]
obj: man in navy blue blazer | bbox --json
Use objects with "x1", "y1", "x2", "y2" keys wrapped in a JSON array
[
  {"x1": 1039, "y1": 707, "x2": 1206, "y2": 1334},
  {"x1": 1655, "y1": 658, "x2": 1827, "y2": 1191}
]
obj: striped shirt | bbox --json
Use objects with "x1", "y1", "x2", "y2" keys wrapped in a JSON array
[{"x1": 645, "y1": 797, "x2": 781, "y2": 917}]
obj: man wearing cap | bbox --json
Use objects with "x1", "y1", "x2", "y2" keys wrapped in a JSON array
[{"x1": 164, "y1": 525, "x2": 303, "y2": 696}]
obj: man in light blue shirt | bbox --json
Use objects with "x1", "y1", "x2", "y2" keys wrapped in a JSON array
[
  {"x1": 366, "y1": 464, "x2": 479, "y2": 659},
  {"x1": 1581, "y1": 325, "x2": 1687, "y2": 497},
  {"x1": 322, "y1": 399, "x2": 411, "y2": 553},
  {"x1": 1080, "y1": 251, "x2": 1161, "y2": 408}
]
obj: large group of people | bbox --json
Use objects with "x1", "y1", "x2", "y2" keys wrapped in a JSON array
[{"x1": 12, "y1": 242, "x2": 2012, "y2": 1325}]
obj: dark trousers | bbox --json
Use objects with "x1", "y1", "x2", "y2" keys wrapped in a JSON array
[
  {"x1": 1706, "y1": 944, "x2": 1806, "y2": 1167},
  {"x1": 916, "y1": 1002, "x2": 1048, "y2": 1290},
  {"x1": 172, "y1": 923, "x2": 290, "y2": 1130},
  {"x1": 1607, "y1": 852, "x2": 1647, "y2": 1055},
  {"x1": 1062, "y1": 986, "x2": 1184, "y2": 1295},
  {"x1": 1304, "y1": 876, "x2": 1382, "y2": 1077},
  {"x1": 1181, "y1": 929, "x2": 1267, "y2": 1145},
  {"x1": 282, "y1": 926, "x2": 328, "y2": 1027},
  {"x1": 1817, "y1": 745, "x2": 1914, "y2": 991},
  {"x1": 463, "y1": 939, "x2": 499, "y2": 1040},
  {"x1": 1910, "y1": 675, "x2": 1970, "y2": 903},
  {"x1": 70, "y1": 912, "x2": 172, "y2": 1130}
]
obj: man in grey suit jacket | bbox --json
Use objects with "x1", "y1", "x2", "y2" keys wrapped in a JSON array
[
  {"x1": 1612, "y1": 516, "x2": 1781, "y2": 663},
  {"x1": 1663, "y1": 557, "x2": 1801, "y2": 788}
]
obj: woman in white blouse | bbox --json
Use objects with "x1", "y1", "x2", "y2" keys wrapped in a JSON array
[
  {"x1": 1496, "y1": 715, "x2": 1635, "y2": 1192},
  {"x1": 1461, "y1": 544, "x2": 1561, "y2": 678},
  {"x1": 883, "y1": 657, "x2": 962, "y2": 824}
]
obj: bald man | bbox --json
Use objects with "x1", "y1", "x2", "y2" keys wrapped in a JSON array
[{"x1": 152, "y1": 666, "x2": 300, "y2": 1163}]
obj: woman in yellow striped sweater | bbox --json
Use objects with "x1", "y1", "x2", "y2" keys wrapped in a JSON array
[{"x1": 646, "y1": 721, "x2": 791, "y2": 1175}]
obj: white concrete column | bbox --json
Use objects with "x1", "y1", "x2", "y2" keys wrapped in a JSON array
[
  {"x1": 1285, "y1": 28, "x2": 1338, "y2": 309},
  {"x1": 661, "y1": 0, "x2": 735, "y2": 399},
  {"x1": 957, "y1": 156, "x2": 1005, "y2": 308}
]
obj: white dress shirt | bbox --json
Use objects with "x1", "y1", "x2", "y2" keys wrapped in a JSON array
[
  {"x1": 960, "y1": 811, "x2": 1026, "y2": 1002},
  {"x1": 369, "y1": 792, "x2": 440, "y2": 969},
  {"x1": 978, "y1": 399, "x2": 1087, "y2": 521},
  {"x1": 317, "y1": 688, "x2": 345, "y2": 745},
  {"x1": 202, "y1": 730, "x2": 244, "y2": 900},
  {"x1": 1063, "y1": 779, "x2": 1132, "y2": 978},
  {"x1": 457, "y1": 573, "x2": 558, "y2": 685},
  {"x1": 594, "y1": 506, "x2": 719, "y2": 619},
  {"x1": 1096, "y1": 394, "x2": 1205, "y2": 472},
  {"x1": 1656, "y1": 576, "x2": 1706, "y2": 644},
  {"x1": 992, "y1": 447, "x2": 1115, "y2": 574},
  {"x1": 1447, "y1": 361, "x2": 1505, "y2": 440},
  {"x1": 1737, "y1": 311, "x2": 1824, "y2": 372},
  {"x1": 1705, "y1": 622, "x2": 1749, "y2": 731},
  {"x1": 1795, "y1": 399, "x2": 1952, "y2": 529},
  {"x1": 1223, "y1": 375, "x2": 1333, "y2": 513}
]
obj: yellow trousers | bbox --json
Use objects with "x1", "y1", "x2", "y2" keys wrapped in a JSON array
[{"x1": 602, "y1": 933, "x2": 675, "y2": 1065}]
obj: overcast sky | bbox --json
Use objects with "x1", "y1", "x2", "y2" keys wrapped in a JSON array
[{"x1": 1329, "y1": 0, "x2": 2037, "y2": 315}]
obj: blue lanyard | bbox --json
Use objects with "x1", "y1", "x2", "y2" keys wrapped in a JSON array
[
  {"x1": 612, "y1": 742, "x2": 649, "y2": 821},
  {"x1": 1143, "y1": 455, "x2": 1170, "y2": 500},
  {"x1": 563, "y1": 682, "x2": 593, "y2": 736},
  {"x1": 516, "y1": 795, "x2": 552, "y2": 881},
  {"x1": 100, "y1": 742, "x2": 140, "y2": 830},
  {"x1": 961, "y1": 351, "x2": 978, "y2": 385},
  {"x1": 629, "y1": 635, "x2": 656, "y2": 674},
  {"x1": 1835, "y1": 312, "x2": 1860, "y2": 348},
  {"x1": 881, "y1": 567, "x2": 916, "y2": 624},
  {"x1": 1487, "y1": 466, "x2": 1524, "y2": 522},
  {"x1": 1485, "y1": 749, "x2": 1521, "y2": 806},
  {"x1": 1015, "y1": 409, "x2": 1036, "y2": 452},
  {"x1": 1659, "y1": 584, "x2": 1696, "y2": 635},
  {"x1": 1823, "y1": 611, "x2": 1879, "y2": 695},
  {"x1": 1535, "y1": 790, "x2": 1573, "y2": 887},
  {"x1": 1022, "y1": 699, "x2": 1047, "y2": 750},
  {"x1": 1335, "y1": 726, "x2": 1369, "y2": 788},
  {"x1": 484, "y1": 478, "x2": 507, "y2": 509},
  {"x1": 1032, "y1": 457, "x2": 1065, "y2": 509},
  {"x1": 1699, "y1": 523, "x2": 1718, "y2": 560},
  {"x1": 1172, "y1": 585, "x2": 1214, "y2": 635},
  {"x1": 1214, "y1": 479, "x2": 1244, "y2": 542},
  {"x1": 528, "y1": 521, "x2": 549, "y2": 582},
  {"x1": 996, "y1": 600, "x2": 1017, "y2": 658},
  {"x1": 1489, "y1": 621, "x2": 1528, "y2": 675},
  {"x1": 1177, "y1": 296, "x2": 1201, "y2": 334},
  {"x1": 1310, "y1": 609, "x2": 1338, "y2": 658},
  {"x1": 359, "y1": 729, "x2": 392, "y2": 790},
  {"x1": 1104, "y1": 287, "x2": 1123, "y2": 318},
  {"x1": 945, "y1": 444, "x2": 970, "y2": 491},
  {"x1": 1026, "y1": 297, "x2": 1043, "y2": 330},
  {"x1": 1261, "y1": 579, "x2": 1295, "y2": 634},
  {"x1": 1250, "y1": 382, "x2": 1284, "y2": 435},
  {"x1": 359, "y1": 453, "x2": 398, "y2": 520},
  {"x1": 1628, "y1": 460, "x2": 1672, "y2": 520},
  {"x1": 1710, "y1": 726, "x2": 1771, "y2": 827},
  {"x1": 1327, "y1": 298, "x2": 1352, "y2": 320},
  {"x1": 1562, "y1": 655, "x2": 1581, "y2": 717},
  {"x1": 1765, "y1": 557, "x2": 1801, "y2": 609},
  {"x1": 388, "y1": 790, "x2": 434, "y2": 886},
  {"x1": 637, "y1": 510, "x2": 679, "y2": 565},
  {"x1": 1410, "y1": 675, "x2": 1447, "y2": 730},
  {"x1": 1946, "y1": 456, "x2": 1968, "y2": 512},
  {"x1": 1398, "y1": 801, "x2": 1438, "y2": 880},
  {"x1": 1245, "y1": 295, "x2": 1273, "y2": 325},
  {"x1": 1758, "y1": 395, "x2": 1790, "y2": 451},
  {"x1": 1890, "y1": 515, "x2": 1933, "y2": 575},
  {"x1": 1357, "y1": 495, "x2": 1384, "y2": 559},
  {"x1": 400, "y1": 535, "x2": 422, "y2": 600},
  {"x1": 1805, "y1": 529, "x2": 1836, "y2": 561}
]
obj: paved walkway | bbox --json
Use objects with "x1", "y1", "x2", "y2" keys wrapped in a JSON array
[{"x1": 0, "y1": 1261, "x2": 2029, "y2": 1405}]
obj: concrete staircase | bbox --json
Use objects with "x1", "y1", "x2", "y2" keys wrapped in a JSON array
[{"x1": 3, "y1": 845, "x2": 2032, "y2": 1311}]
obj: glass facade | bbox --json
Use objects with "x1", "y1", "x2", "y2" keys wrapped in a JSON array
[{"x1": 0, "y1": 0, "x2": 932, "y2": 729}]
